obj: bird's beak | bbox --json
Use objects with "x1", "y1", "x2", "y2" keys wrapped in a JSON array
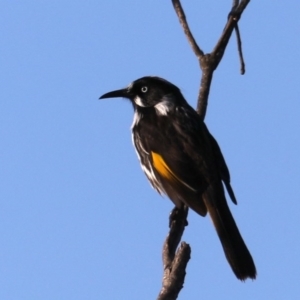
[{"x1": 99, "y1": 88, "x2": 129, "y2": 100}]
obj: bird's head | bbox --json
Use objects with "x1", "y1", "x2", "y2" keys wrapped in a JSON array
[{"x1": 99, "y1": 76, "x2": 185, "y2": 112}]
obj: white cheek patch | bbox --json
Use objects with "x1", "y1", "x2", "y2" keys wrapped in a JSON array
[
  {"x1": 154, "y1": 98, "x2": 174, "y2": 116},
  {"x1": 154, "y1": 102, "x2": 169, "y2": 115},
  {"x1": 134, "y1": 96, "x2": 145, "y2": 107}
]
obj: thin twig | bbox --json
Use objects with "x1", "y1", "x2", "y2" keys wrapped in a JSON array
[
  {"x1": 231, "y1": 0, "x2": 246, "y2": 74},
  {"x1": 199, "y1": 1, "x2": 250, "y2": 117},
  {"x1": 234, "y1": 24, "x2": 245, "y2": 74},
  {"x1": 171, "y1": 0, "x2": 204, "y2": 58},
  {"x1": 172, "y1": 0, "x2": 250, "y2": 118}
]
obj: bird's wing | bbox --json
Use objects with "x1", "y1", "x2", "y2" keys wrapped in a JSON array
[
  {"x1": 207, "y1": 129, "x2": 237, "y2": 204},
  {"x1": 133, "y1": 106, "x2": 220, "y2": 215}
]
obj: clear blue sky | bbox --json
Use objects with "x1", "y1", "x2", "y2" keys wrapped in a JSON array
[{"x1": 1, "y1": 1, "x2": 300, "y2": 299}]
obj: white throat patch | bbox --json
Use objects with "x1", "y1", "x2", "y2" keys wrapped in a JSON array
[{"x1": 131, "y1": 111, "x2": 142, "y2": 129}]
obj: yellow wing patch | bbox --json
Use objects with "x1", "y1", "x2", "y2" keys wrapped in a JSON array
[{"x1": 151, "y1": 152, "x2": 196, "y2": 192}]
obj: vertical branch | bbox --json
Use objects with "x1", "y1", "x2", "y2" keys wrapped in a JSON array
[
  {"x1": 157, "y1": 1, "x2": 251, "y2": 298},
  {"x1": 197, "y1": 66, "x2": 213, "y2": 119},
  {"x1": 234, "y1": 24, "x2": 246, "y2": 75}
]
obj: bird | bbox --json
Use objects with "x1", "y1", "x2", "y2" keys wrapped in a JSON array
[{"x1": 99, "y1": 76, "x2": 256, "y2": 280}]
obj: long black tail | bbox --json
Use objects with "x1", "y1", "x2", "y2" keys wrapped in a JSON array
[{"x1": 203, "y1": 186, "x2": 257, "y2": 280}]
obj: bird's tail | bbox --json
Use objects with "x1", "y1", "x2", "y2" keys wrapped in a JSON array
[{"x1": 203, "y1": 185, "x2": 257, "y2": 280}]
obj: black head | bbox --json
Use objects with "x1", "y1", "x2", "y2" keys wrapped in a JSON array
[{"x1": 99, "y1": 76, "x2": 186, "y2": 108}]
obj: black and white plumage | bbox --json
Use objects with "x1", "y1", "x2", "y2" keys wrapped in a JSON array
[{"x1": 100, "y1": 76, "x2": 256, "y2": 280}]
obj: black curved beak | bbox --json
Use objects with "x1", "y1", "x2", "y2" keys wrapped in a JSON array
[{"x1": 99, "y1": 88, "x2": 129, "y2": 100}]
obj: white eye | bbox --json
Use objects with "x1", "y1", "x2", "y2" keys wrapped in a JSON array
[{"x1": 141, "y1": 86, "x2": 148, "y2": 93}]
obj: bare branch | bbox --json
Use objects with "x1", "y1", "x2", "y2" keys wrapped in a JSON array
[
  {"x1": 172, "y1": 0, "x2": 251, "y2": 119},
  {"x1": 156, "y1": 1, "x2": 251, "y2": 298},
  {"x1": 232, "y1": 0, "x2": 240, "y2": 11},
  {"x1": 158, "y1": 243, "x2": 191, "y2": 300},
  {"x1": 171, "y1": 0, "x2": 204, "y2": 58},
  {"x1": 234, "y1": 24, "x2": 245, "y2": 74},
  {"x1": 211, "y1": 3, "x2": 249, "y2": 72},
  {"x1": 157, "y1": 206, "x2": 190, "y2": 300},
  {"x1": 197, "y1": 65, "x2": 213, "y2": 119}
]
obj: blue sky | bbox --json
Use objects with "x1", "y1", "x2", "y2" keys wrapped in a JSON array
[{"x1": 1, "y1": 1, "x2": 300, "y2": 299}]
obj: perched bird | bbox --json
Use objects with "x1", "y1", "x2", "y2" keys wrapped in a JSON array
[{"x1": 100, "y1": 76, "x2": 256, "y2": 280}]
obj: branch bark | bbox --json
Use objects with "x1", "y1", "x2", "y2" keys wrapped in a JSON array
[
  {"x1": 172, "y1": 0, "x2": 250, "y2": 119},
  {"x1": 157, "y1": 1, "x2": 251, "y2": 298},
  {"x1": 157, "y1": 206, "x2": 190, "y2": 300}
]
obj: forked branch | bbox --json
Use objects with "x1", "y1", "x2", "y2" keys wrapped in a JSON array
[{"x1": 172, "y1": 0, "x2": 250, "y2": 119}]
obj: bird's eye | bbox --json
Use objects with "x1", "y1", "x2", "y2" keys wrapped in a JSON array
[{"x1": 141, "y1": 86, "x2": 148, "y2": 93}]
